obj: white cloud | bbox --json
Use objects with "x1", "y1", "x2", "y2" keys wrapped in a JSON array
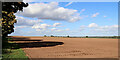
[
  {"x1": 103, "y1": 16, "x2": 107, "y2": 17},
  {"x1": 15, "y1": 26, "x2": 28, "y2": 29},
  {"x1": 16, "y1": 2, "x2": 81, "y2": 22},
  {"x1": 32, "y1": 24, "x2": 50, "y2": 30},
  {"x1": 23, "y1": 0, "x2": 35, "y2": 3},
  {"x1": 92, "y1": 25, "x2": 118, "y2": 35},
  {"x1": 15, "y1": 16, "x2": 43, "y2": 26},
  {"x1": 80, "y1": 9, "x2": 85, "y2": 14},
  {"x1": 31, "y1": 23, "x2": 70, "y2": 33},
  {"x1": 53, "y1": 23, "x2": 61, "y2": 27},
  {"x1": 79, "y1": 23, "x2": 118, "y2": 35},
  {"x1": 88, "y1": 23, "x2": 98, "y2": 27},
  {"x1": 31, "y1": 22, "x2": 67, "y2": 32},
  {"x1": 65, "y1": 2, "x2": 73, "y2": 7},
  {"x1": 51, "y1": 28, "x2": 70, "y2": 32},
  {"x1": 51, "y1": 28, "x2": 57, "y2": 31},
  {"x1": 14, "y1": 16, "x2": 43, "y2": 32},
  {"x1": 91, "y1": 12, "x2": 99, "y2": 17}
]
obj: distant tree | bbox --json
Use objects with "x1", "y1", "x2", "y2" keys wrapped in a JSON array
[
  {"x1": 51, "y1": 35, "x2": 54, "y2": 37},
  {"x1": 118, "y1": 36, "x2": 120, "y2": 38},
  {"x1": 86, "y1": 36, "x2": 88, "y2": 38},
  {"x1": 67, "y1": 35, "x2": 69, "y2": 37},
  {"x1": 2, "y1": 2, "x2": 28, "y2": 37},
  {"x1": 44, "y1": 35, "x2": 47, "y2": 37},
  {"x1": 113, "y1": 36, "x2": 117, "y2": 38}
]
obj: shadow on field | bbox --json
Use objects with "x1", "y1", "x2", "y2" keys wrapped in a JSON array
[
  {"x1": 12, "y1": 41, "x2": 64, "y2": 49},
  {"x1": 8, "y1": 36, "x2": 43, "y2": 42},
  {"x1": 10, "y1": 40, "x2": 42, "y2": 41},
  {"x1": 8, "y1": 36, "x2": 64, "y2": 49}
]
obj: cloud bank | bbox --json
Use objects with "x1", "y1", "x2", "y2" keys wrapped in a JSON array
[
  {"x1": 16, "y1": 2, "x2": 81, "y2": 22},
  {"x1": 15, "y1": 16, "x2": 43, "y2": 26},
  {"x1": 79, "y1": 23, "x2": 118, "y2": 35}
]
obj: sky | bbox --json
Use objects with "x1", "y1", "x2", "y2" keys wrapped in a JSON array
[
  {"x1": 9, "y1": 2, "x2": 118, "y2": 36},
  {"x1": 23, "y1": 0, "x2": 120, "y2": 2}
]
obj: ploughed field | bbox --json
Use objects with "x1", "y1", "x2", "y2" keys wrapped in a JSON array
[{"x1": 9, "y1": 36, "x2": 118, "y2": 58}]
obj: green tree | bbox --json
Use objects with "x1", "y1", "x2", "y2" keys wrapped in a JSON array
[
  {"x1": 67, "y1": 35, "x2": 69, "y2": 37},
  {"x1": 51, "y1": 35, "x2": 54, "y2": 37},
  {"x1": 1, "y1": 2, "x2": 28, "y2": 37},
  {"x1": 44, "y1": 35, "x2": 47, "y2": 37},
  {"x1": 86, "y1": 36, "x2": 88, "y2": 38}
]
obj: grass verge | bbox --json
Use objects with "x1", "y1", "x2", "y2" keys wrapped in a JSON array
[
  {"x1": 2, "y1": 49, "x2": 28, "y2": 60},
  {"x1": 2, "y1": 38, "x2": 28, "y2": 60}
]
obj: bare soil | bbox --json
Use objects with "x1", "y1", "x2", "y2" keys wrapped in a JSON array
[{"x1": 9, "y1": 36, "x2": 118, "y2": 58}]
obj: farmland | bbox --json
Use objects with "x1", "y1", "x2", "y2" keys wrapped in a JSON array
[{"x1": 7, "y1": 36, "x2": 118, "y2": 58}]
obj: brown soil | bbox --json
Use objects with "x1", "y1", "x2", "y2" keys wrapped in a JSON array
[{"x1": 9, "y1": 36, "x2": 118, "y2": 58}]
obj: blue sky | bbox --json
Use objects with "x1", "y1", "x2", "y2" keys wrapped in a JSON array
[
  {"x1": 24, "y1": 0, "x2": 120, "y2": 2},
  {"x1": 9, "y1": 2, "x2": 118, "y2": 36}
]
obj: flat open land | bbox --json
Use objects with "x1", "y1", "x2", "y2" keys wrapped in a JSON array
[{"x1": 9, "y1": 36, "x2": 118, "y2": 58}]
